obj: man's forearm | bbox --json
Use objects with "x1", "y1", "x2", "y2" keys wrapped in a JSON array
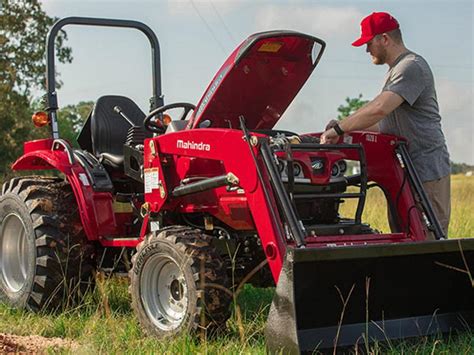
[
  {"x1": 320, "y1": 91, "x2": 403, "y2": 144},
  {"x1": 339, "y1": 100, "x2": 386, "y2": 132},
  {"x1": 366, "y1": 123, "x2": 380, "y2": 132},
  {"x1": 337, "y1": 91, "x2": 403, "y2": 133}
]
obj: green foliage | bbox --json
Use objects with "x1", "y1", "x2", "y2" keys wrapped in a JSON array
[
  {"x1": 337, "y1": 94, "x2": 369, "y2": 120},
  {"x1": 0, "y1": 0, "x2": 72, "y2": 176},
  {"x1": 1, "y1": 0, "x2": 72, "y2": 95},
  {"x1": 0, "y1": 280, "x2": 472, "y2": 353},
  {"x1": 57, "y1": 101, "x2": 94, "y2": 147}
]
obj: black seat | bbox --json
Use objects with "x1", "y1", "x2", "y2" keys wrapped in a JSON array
[{"x1": 77, "y1": 95, "x2": 151, "y2": 168}]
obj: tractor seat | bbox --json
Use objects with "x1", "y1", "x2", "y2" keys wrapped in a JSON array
[{"x1": 77, "y1": 95, "x2": 151, "y2": 169}]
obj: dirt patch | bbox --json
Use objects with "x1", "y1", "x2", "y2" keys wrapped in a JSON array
[{"x1": 0, "y1": 333, "x2": 78, "y2": 353}]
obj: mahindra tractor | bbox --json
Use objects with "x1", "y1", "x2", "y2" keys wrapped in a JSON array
[{"x1": 0, "y1": 17, "x2": 472, "y2": 352}]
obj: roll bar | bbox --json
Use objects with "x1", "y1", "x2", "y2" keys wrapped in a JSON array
[{"x1": 45, "y1": 17, "x2": 163, "y2": 139}]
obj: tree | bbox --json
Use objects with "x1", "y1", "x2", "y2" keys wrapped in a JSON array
[
  {"x1": 0, "y1": 0, "x2": 72, "y2": 176},
  {"x1": 1, "y1": 0, "x2": 72, "y2": 95},
  {"x1": 58, "y1": 101, "x2": 94, "y2": 147},
  {"x1": 337, "y1": 94, "x2": 369, "y2": 120},
  {"x1": 450, "y1": 161, "x2": 474, "y2": 175}
]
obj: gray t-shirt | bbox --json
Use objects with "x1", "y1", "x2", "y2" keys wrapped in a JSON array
[{"x1": 380, "y1": 51, "x2": 450, "y2": 182}]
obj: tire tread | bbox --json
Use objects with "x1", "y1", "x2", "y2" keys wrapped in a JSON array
[
  {"x1": 130, "y1": 226, "x2": 231, "y2": 338},
  {"x1": 0, "y1": 177, "x2": 95, "y2": 311}
]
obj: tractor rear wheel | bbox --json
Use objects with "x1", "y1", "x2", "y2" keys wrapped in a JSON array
[
  {"x1": 130, "y1": 226, "x2": 231, "y2": 338},
  {"x1": 0, "y1": 177, "x2": 95, "y2": 311}
]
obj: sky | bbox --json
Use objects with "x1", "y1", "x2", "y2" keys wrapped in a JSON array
[{"x1": 40, "y1": 0, "x2": 473, "y2": 164}]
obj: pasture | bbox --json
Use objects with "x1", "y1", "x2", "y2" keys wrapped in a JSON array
[{"x1": 0, "y1": 175, "x2": 472, "y2": 353}]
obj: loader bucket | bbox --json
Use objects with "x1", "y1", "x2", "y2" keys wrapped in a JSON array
[{"x1": 265, "y1": 238, "x2": 474, "y2": 353}]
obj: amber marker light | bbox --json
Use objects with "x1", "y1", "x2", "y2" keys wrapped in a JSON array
[
  {"x1": 32, "y1": 111, "x2": 50, "y2": 127},
  {"x1": 258, "y1": 41, "x2": 283, "y2": 53},
  {"x1": 162, "y1": 113, "x2": 172, "y2": 126}
]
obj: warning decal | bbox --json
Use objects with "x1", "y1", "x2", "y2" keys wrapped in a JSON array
[{"x1": 144, "y1": 168, "x2": 159, "y2": 194}]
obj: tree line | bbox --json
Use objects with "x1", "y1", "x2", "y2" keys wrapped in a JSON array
[
  {"x1": 0, "y1": 1, "x2": 471, "y2": 179},
  {"x1": 1, "y1": 0, "x2": 70, "y2": 175}
]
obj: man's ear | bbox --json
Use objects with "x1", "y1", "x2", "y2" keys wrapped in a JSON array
[{"x1": 381, "y1": 33, "x2": 390, "y2": 45}]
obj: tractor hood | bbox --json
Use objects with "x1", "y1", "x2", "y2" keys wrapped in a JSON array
[{"x1": 189, "y1": 31, "x2": 325, "y2": 130}]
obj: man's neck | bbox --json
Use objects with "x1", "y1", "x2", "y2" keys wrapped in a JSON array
[{"x1": 385, "y1": 45, "x2": 409, "y2": 67}]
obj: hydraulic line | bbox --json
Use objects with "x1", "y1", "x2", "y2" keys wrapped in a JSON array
[
  {"x1": 171, "y1": 173, "x2": 239, "y2": 197},
  {"x1": 260, "y1": 142, "x2": 306, "y2": 247},
  {"x1": 239, "y1": 116, "x2": 288, "y2": 246}
]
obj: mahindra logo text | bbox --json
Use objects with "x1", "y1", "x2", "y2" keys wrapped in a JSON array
[{"x1": 177, "y1": 139, "x2": 211, "y2": 151}]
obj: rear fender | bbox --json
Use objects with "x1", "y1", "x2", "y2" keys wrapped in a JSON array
[{"x1": 12, "y1": 142, "x2": 117, "y2": 241}]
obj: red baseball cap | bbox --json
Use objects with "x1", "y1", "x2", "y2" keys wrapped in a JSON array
[{"x1": 352, "y1": 12, "x2": 399, "y2": 47}]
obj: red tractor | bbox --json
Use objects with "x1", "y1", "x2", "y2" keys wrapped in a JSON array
[{"x1": 0, "y1": 17, "x2": 472, "y2": 352}]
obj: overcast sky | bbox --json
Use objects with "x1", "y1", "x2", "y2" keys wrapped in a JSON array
[{"x1": 40, "y1": 0, "x2": 473, "y2": 164}]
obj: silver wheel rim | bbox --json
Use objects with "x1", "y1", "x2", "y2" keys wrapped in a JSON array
[
  {"x1": 140, "y1": 254, "x2": 189, "y2": 331},
  {"x1": 0, "y1": 213, "x2": 29, "y2": 293}
]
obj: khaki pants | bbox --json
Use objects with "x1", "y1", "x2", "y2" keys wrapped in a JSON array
[
  {"x1": 388, "y1": 174, "x2": 451, "y2": 239},
  {"x1": 423, "y1": 174, "x2": 451, "y2": 239}
]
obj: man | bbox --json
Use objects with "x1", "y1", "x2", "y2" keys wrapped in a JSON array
[{"x1": 320, "y1": 12, "x2": 451, "y2": 238}]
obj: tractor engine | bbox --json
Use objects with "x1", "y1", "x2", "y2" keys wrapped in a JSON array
[{"x1": 269, "y1": 132, "x2": 351, "y2": 226}]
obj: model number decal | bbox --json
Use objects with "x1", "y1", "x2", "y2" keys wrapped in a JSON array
[
  {"x1": 196, "y1": 65, "x2": 230, "y2": 117},
  {"x1": 366, "y1": 134, "x2": 377, "y2": 142}
]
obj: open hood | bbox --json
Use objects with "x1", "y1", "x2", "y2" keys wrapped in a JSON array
[{"x1": 189, "y1": 31, "x2": 326, "y2": 130}]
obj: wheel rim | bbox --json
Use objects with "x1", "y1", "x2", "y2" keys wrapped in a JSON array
[
  {"x1": 0, "y1": 213, "x2": 29, "y2": 293},
  {"x1": 140, "y1": 254, "x2": 189, "y2": 331}
]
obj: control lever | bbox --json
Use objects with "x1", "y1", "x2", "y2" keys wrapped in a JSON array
[{"x1": 114, "y1": 105, "x2": 135, "y2": 127}]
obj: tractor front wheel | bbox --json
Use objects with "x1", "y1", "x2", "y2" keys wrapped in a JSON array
[{"x1": 130, "y1": 226, "x2": 231, "y2": 338}]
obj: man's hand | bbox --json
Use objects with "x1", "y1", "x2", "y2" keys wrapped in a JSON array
[
  {"x1": 322, "y1": 119, "x2": 342, "y2": 144},
  {"x1": 325, "y1": 119, "x2": 339, "y2": 130},
  {"x1": 320, "y1": 128, "x2": 339, "y2": 144}
]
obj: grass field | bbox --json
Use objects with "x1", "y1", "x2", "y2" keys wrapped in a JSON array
[
  {"x1": 339, "y1": 174, "x2": 474, "y2": 238},
  {"x1": 0, "y1": 175, "x2": 472, "y2": 353}
]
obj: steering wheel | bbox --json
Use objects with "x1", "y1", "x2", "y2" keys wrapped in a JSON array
[{"x1": 143, "y1": 102, "x2": 196, "y2": 133}]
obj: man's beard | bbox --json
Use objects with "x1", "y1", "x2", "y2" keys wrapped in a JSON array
[{"x1": 371, "y1": 48, "x2": 387, "y2": 65}]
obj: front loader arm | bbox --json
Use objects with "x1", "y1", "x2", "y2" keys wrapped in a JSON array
[
  {"x1": 341, "y1": 132, "x2": 427, "y2": 240},
  {"x1": 145, "y1": 129, "x2": 288, "y2": 281}
]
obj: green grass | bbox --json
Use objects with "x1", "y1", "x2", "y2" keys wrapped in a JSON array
[
  {"x1": 0, "y1": 175, "x2": 473, "y2": 353},
  {"x1": 0, "y1": 279, "x2": 472, "y2": 354},
  {"x1": 0, "y1": 281, "x2": 273, "y2": 354},
  {"x1": 340, "y1": 174, "x2": 474, "y2": 238}
]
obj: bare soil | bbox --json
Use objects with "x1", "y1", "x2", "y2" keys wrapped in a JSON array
[{"x1": 0, "y1": 333, "x2": 78, "y2": 353}]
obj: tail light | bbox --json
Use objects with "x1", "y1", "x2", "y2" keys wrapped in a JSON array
[{"x1": 32, "y1": 112, "x2": 50, "y2": 127}]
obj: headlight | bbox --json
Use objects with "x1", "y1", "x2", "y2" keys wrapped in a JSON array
[
  {"x1": 292, "y1": 163, "x2": 302, "y2": 177},
  {"x1": 287, "y1": 162, "x2": 302, "y2": 177},
  {"x1": 277, "y1": 159, "x2": 285, "y2": 173},
  {"x1": 337, "y1": 160, "x2": 347, "y2": 174},
  {"x1": 331, "y1": 163, "x2": 340, "y2": 177},
  {"x1": 331, "y1": 160, "x2": 348, "y2": 177}
]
